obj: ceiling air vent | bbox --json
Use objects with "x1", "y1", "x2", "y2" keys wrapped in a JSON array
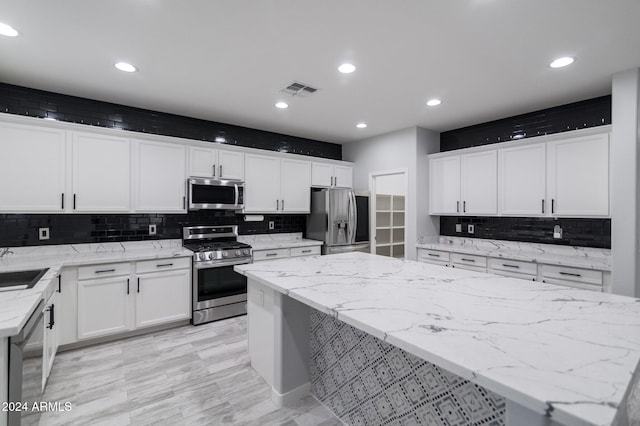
[{"x1": 280, "y1": 81, "x2": 319, "y2": 97}]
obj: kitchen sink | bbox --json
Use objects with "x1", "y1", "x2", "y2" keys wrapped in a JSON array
[{"x1": 0, "y1": 268, "x2": 49, "y2": 291}]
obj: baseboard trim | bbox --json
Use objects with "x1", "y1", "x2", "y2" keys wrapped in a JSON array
[{"x1": 271, "y1": 382, "x2": 311, "y2": 407}]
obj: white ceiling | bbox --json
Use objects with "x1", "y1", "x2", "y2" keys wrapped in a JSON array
[{"x1": 0, "y1": 1, "x2": 639, "y2": 144}]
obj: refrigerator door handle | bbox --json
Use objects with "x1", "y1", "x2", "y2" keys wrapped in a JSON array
[{"x1": 349, "y1": 191, "x2": 357, "y2": 244}]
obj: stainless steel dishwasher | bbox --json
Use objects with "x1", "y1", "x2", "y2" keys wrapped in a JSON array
[{"x1": 8, "y1": 299, "x2": 45, "y2": 426}]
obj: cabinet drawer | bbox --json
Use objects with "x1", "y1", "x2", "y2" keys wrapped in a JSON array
[
  {"x1": 253, "y1": 249, "x2": 289, "y2": 261},
  {"x1": 136, "y1": 257, "x2": 191, "y2": 274},
  {"x1": 488, "y1": 257, "x2": 537, "y2": 276},
  {"x1": 491, "y1": 269, "x2": 537, "y2": 281},
  {"x1": 451, "y1": 253, "x2": 487, "y2": 267},
  {"x1": 78, "y1": 262, "x2": 130, "y2": 280},
  {"x1": 417, "y1": 249, "x2": 450, "y2": 263},
  {"x1": 290, "y1": 246, "x2": 321, "y2": 257},
  {"x1": 541, "y1": 265, "x2": 603, "y2": 286},
  {"x1": 450, "y1": 264, "x2": 487, "y2": 273}
]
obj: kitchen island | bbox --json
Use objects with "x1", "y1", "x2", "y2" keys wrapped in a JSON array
[{"x1": 234, "y1": 252, "x2": 640, "y2": 426}]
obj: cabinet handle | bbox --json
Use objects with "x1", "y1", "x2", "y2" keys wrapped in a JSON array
[
  {"x1": 73, "y1": 193, "x2": 77, "y2": 210},
  {"x1": 61, "y1": 193, "x2": 65, "y2": 210},
  {"x1": 302, "y1": 250, "x2": 312, "y2": 253},
  {"x1": 428, "y1": 253, "x2": 440, "y2": 257},
  {"x1": 541, "y1": 199, "x2": 545, "y2": 214},
  {"x1": 213, "y1": 164, "x2": 216, "y2": 177},
  {"x1": 276, "y1": 200, "x2": 279, "y2": 210},
  {"x1": 456, "y1": 201, "x2": 460, "y2": 213},
  {"x1": 335, "y1": 176, "x2": 338, "y2": 186},
  {"x1": 95, "y1": 268, "x2": 116, "y2": 274},
  {"x1": 282, "y1": 199, "x2": 285, "y2": 210},
  {"x1": 47, "y1": 304, "x2": 55, "y2": 329},
  {"x1": 137, "y1": 277, "x2": 140, "y2": 293},
  {"x1": 57, "y1": 275, "x2": 61, "y2": 293},
  {"x1": 183, "y1": 196, "x2": 186, "y2": 210},
  {"x1": 157, "y1": 263, "x2": 173, "y2": 267},
  {"x1": 460, "y1": 258, "x2": 475, "y2": 262},
  {"x1": 502, "y1": 264, "x2": 520, "y2": 269},
  {"x1": 266, "y1": 253, "x2": 278, "y2": 257},
  {"x1": 219, "y1": 165, "x2": 223, "y2": 177},
  {"x1": 127, "y1": 278, "x2": 130, "y2": 294},
  {"x1": 463, "y1": 201, "x2": 466, "y2": 213},
  {"x1": 551, "y1": 199, "x2": 555, "y2": 214},
  {"x1": 559, "y1": 271, "x2": 582, "y2": 277}
]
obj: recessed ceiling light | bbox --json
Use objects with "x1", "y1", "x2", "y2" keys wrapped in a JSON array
[
  {"x1": 0, "y1": 22, "x2": 19, "y2": 37},
  {"x1": 550, "y1": 57, "x2": 574, "y2": 68},
  {"x1": 338, "y1": 63, "x2": 356, "y2": 74},
  {"x1": 356, "y1": 123, "x2": 367, "y2": 129},
  {"x1": 426, "y1": 99, "x2": 442, "y2": 106},
  {"x1": 275, "y1": 102, "x2": 288, "y2": 109},
  {"x1": 114, "y1": 62, "x2": 137, "y2": 73}
]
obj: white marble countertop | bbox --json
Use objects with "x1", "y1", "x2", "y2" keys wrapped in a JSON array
[
  {"x1": 235, "y1": 252, "x2": 639, "y2": 426},
  {"x1": 238, "y1": 233, "x2": 323, "y2": 251},
  {"x1": 0, "y1": 240, "x2": 193, "y2": 338},
  {"x1": 416, "y1": 237, "x2": 611, "y2": 271}
]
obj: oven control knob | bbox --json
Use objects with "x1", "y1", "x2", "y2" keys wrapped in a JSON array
[
  {"x1": 235, "y1": 250, "x2": 241, "y2": 256},
  {"x1": 243, "y1": 249, "x2": 250, "y2": 255},
  {"x1": 222, "y1": 251, "x2": 228, "y2": 258}
]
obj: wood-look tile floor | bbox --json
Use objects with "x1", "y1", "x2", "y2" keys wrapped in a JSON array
[{"x1": 37, "y1": 316, "x2": 342, "y2": 426}]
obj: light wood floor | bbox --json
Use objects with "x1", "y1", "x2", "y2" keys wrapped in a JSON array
[{"x1": 37, "y1": 316, "x2": 341, "y2": 426}]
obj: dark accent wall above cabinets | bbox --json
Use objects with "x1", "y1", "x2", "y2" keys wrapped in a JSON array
[
  {"x1": 440, "y1": 96, "x2": 611, "y2": 152},
  {"x1": 0, "y1": 82, "x2": 342, "y2": 159},
  {"x1": 438, "y1": 96, "x2": 612, "y2": 248},
  {"x1": 441, "y1": 217, "x2": 611, "y2": 249},
  {"x1": 0, "y1": 212, "x2": 306, "y2": 247}
]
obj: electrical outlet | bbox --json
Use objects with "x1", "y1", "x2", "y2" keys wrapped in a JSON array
[
  {"x1": 149, "y1": 224, "x2": 157, "y2": 235},
  {"x1": 39, "y1": 227, "x2": 50, "y2": 240},
  {"x1": 455, "y1": 223, "x2": 462, "y2": 233},
  {"x1": 268, "y1": 221, "x2": 275, "y2": 230},
  {"x1": 467, "y1": 224, "x2": 475, "y2": 234}
]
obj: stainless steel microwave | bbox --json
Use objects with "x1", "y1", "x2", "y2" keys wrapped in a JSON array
[{"x1": 187, "y1": 177, "x2": 244, "y2": 211}]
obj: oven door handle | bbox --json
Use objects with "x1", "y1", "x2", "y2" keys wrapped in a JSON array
[
  {"x1": 234, "y1": 184, "x2": 239, "y2": 207},
  {"x1": 194, "y1": 258, "x2": 252, "y2": 269}
]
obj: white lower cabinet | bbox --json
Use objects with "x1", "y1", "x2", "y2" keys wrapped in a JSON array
[
  {"x1": 487, "y1": 258, "x2": 537, "y2": 281},
  {"x1": 253, "y1": 245, "x2": 321, "y2": 262},
  {"x1": 416, "y1": 249, "x2": 450, "y2": 266},
  {"x1": 57, "y1": 267, "x2": 78, "y2": 346},
  {"x1": 540, "y1": 264, "x2": 603, "y2": 291},
  {"x1": 43, "y1": 291, "x2": 59, "y2": 387},
  {"x1": 450, "y1": 253, "x2": 487, "y2": 272}
]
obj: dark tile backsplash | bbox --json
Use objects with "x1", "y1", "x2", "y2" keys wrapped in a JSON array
[
  {"x1": 440, "y1": 217, "x2": 610, "y2": 249},
  {"x1": 0, "y1": 82, "x2": 342, "y2": 159},
  {"x1": 440, "y1": 96, "x2": 611, "y2": 152},
  {"x1": 439, "y1": 96, "x2": 612, "y2": 248},
  {"x1": 0, "y1": 212, "x2": 306, "y2": 247}
]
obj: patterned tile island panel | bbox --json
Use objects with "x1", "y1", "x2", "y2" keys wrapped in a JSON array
[{"x1": 310, "y1": 309, "x2": 506, "y2": 426}]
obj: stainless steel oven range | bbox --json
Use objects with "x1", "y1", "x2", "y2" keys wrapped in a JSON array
[{"x1": 183, "y1": 225, "x2": 252, "y2": 325}]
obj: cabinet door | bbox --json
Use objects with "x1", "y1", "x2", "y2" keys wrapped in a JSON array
[
  {"x1": 244, "y1": 154, "x2": 280, "y2": 212},
  {"x1": 547, "y1": 134, "x2": 609, "y2": 217},
  {"x1": 498, "y1": 144, "x2": 546, "y2": 216},
  {"x1": 189, "y1": 146, "x2": 217, "y2": 178},
  {"x1": 72, "y1": 132, "x2": 131, "y2": 212},
  {"x1": 43, "y1": 292, "x2": 58, "y2": 385},
  {"x1": 0, "y1": 122, "x2": 66, "y2": 212},
  {"x1": 218, "y1": 150, "x2": 245, "y2": 180},
  {"x1": 280, "y1": 159, "x2": 311, "y2": 213},
  {"x1": 135, "y1": 269, "x2": 191, "y2": 329},
  {"x1": 461, "y1": 151, "x2": 497, "y2": 215},
  {"x1": 135, "y1": 140, "x2": 187, "y2": 212},
  {"x1": 77, "y1": 276, "x2": 133, "y2": 340},
  {"x1": 311, "y1": 163, "x2": 334, "y2": 187},
  {"x1": 429, "y1": 156, "x2": 461, "y2": 214},
  {"x1": 57, "y1": 268, "x2": 78, "y2": 346},
  {"x1": 333, "y1": 165, "x2": 353, "y2": 188}
]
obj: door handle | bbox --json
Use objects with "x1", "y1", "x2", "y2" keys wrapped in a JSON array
[
  {"x1": 542, "y1": 199, "x2": 545, "y2": 214},
  {"x1": 463, "y1": 201, "x2": 466, "y2": 213},
  {"x1": 47, "y1": 304, "x2": 55, "y2": 329},
  {"x1": 73, "y1": 193, "x2": 77, "y2": 210},
  {"x1": 183, "y1": 196, "x2": 186, "y2": 209},
  {"x1": 456, "y1": 201, "x2": 459, "y2": 213},
  {"x1": 502, "y1": 264, "x2": 520, "y2": 269},
  {"x1": 95, "y1": 269, "x2": 116, "y2": 274},
  {"x1": 127, "y1": 278, "x2": 130, "y2": 294},
  {"x1": 156, "y1": 263, "x2": 173, "y2": 267},
  {"x1": 219, "y1": 165, "x2": 223, "y2": 178},
  {"x1": 282, "y1": 199, "x2": 285, "y2": 210},
  {"x1": 276, "y1": 199, "x2": 279, "y2": 210},
  {"x1": 559, "y1": 271, "x2": 582, "y2": 277},
  {"x1": 460, "y1": 258, "x2": 475, "y2": 262},
  {"x1": 137, "y1": 277, "x2": 140, "y2": 293},
  {"x1": 57, "y1": 275, "x2": 61, "y2": 293},
  {"x1": 61, "y1": 193, "x2": 65, "y2": 210},
  {"x1": 213, "y1": 164, "x2": 216, "y2": 177},
  {"x1": 551, "y1": 199, "x2": 555, "y2": 214}
]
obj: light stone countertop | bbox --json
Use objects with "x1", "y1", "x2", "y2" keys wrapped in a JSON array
[
  {"x1": 0, "y1": 240, "x2": 193, "y2": 338},
  {"x1": 238, "y1": 233, "x2": 323, "y2": 251},
  {"x1": 416, "y1": 236, "x2": 611, "y2": 271},
  {"x1": 235, "y1": 252, "x2": 639, "y2": 426}
]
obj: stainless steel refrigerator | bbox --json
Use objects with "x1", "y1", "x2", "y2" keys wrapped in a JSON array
[{"x1": 306, "y1": 188, "x2": 370, "y2": 255}]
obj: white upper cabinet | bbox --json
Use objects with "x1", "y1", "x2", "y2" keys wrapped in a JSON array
[
  {"x1": 498, "y1": 144, "x2": 546, "y2": 216},
  {"x1": 188, "y1": 146, "x2": 244, "y2": 180},
  {"x1": 460, "y1": 151, "x2": 497, "y2": 215},
  {"x1": 244, "y1": 154, "x2": 281, "y2": 213},
  {"x1": 429, "y1": 156, "x2": 461, "y2": 215},
  {"x1": 311, "y1": 163, "x2": 353, "y2": 188},
  {"x1": 72, "y1": 132, "x2": 131, "y2": 212},
  {"x1": 547, "y1": 133, "x2": 609, "y2": 217},
  {"x1": 245, "y1": 154, "x2": 311, "y2": 213},
  {"x1": 134, "y1": 140, "x2": 187, "y2": 212},
  {"x1": 280, "y1": 159, "x2": 311, "y2": 213},
  {"x1": 0, "y1": 122, "x2": 67, "y2": 212}
]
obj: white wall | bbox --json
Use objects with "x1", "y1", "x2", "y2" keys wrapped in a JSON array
[
  {"x1": 376, "y1": 173, "x2": 406, "y2": 195},
  {"x1": 343, "y1": 126, "x2": 439, "y2": 260},
  {"x1": 611, "y1": 68, "x2": 640, "y2": 297}
]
